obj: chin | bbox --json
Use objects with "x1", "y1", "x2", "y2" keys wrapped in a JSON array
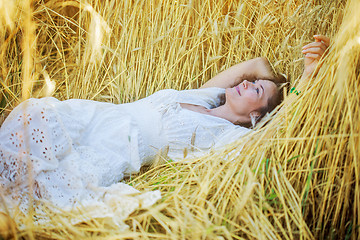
[
  {"x1": 225, "y1": 87, "x2": 240, "y2": 102},
  {"x1": 224, "y1": 88, "x2": 233, "y2": 102},
  {"x1": 225, "y1": 87, "x2": 235, "y2": 96}
]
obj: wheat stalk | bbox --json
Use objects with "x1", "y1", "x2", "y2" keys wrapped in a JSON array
[{"x1": 1, "y1": 0, "x2": 358, "y2": 239}]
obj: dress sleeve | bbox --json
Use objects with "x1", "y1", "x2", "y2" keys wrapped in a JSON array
[{"x1": 213, "y1": 126, "x2": 251, "y2": 150}]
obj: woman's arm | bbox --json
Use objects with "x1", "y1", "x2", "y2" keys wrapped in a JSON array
[{"x1": 200, "y1": 57, "x2": 284, "y2": 89}]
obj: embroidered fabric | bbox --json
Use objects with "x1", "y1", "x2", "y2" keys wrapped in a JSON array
[{"x1": 0, "y1": 88, "x2": 249, "y2": 228}]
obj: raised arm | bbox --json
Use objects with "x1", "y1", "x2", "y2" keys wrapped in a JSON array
[{"x1": 200, "y1": 57, "x2": 284, "y2": 89}]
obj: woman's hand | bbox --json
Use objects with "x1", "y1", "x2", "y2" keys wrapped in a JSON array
[{"x1": 301, "y1": 35, "x2": 330, "y2": 78}]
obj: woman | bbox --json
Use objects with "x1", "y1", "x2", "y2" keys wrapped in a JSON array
[{"x1": 0, "y1": 35, "x2": 329, "y2": 223}]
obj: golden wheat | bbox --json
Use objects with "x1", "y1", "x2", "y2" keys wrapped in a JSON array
[{"x1": 1, "y1": 0, "x2": 358, "y2": 239}]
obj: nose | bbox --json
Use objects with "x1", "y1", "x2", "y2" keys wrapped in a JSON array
[{"x1": 242, "y1": 80, "x2": 256, "y2": 90}]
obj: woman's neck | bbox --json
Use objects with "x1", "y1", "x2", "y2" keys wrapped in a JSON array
[
  {"x1": 208, "y1": 105, "x2": 237, "y2": 124},
  {"x1": 180, "y1": 103, "x2": 248, "y2": 125}
]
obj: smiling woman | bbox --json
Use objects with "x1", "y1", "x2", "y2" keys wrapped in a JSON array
[
  {"x1": 197, "y1": 57, "x2": 284, "y2": 126},
  {"x1": 181, "y1": 80, "x2": 279, "y2": 127},
  {"x1": 222, "y1": 79, "x2": 279, "y2": 125},
  {"x1": 0, "y1": 35, "x2": 329, "y2": 228},
  {"x1": 196, "y1": 35, "x2": 330, "y2": 127}
]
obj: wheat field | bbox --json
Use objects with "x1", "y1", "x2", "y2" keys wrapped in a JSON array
[{"x1": 0, "y1": 0, "x2": 359, "y2": 239}]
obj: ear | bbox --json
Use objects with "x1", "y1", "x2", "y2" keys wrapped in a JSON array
[{"x1": 249, "y1": 111, "x2": 261, "y2": 127}]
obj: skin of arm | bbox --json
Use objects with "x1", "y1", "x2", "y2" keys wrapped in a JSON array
[{"x1": 200, "y1": 57, "x2": 284, "y2": 89}]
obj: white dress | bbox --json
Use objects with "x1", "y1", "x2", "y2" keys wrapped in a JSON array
[{"x1": 0, "y1": 87, "x2": 249, "y2": 227}]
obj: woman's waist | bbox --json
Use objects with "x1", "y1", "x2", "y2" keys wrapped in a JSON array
[{"x1": 120, "y1": 102, "x2": 168, "y2": 155}]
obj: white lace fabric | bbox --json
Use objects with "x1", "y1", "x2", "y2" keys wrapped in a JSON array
[{"x1": 0, "y1": 88, "x2": 249, "y2": 228}]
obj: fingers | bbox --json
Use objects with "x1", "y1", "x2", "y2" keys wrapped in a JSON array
[
  {"x1": 302, "y1": 42, "x2": 328, "y2": 51},
  {"x1": 314, "y1": 35, "x2": 330, "y2": 48},
  {"x1": 302, "y1": 44, "x2": 327, "y2": 58},
  {"x1": 301, "y1": 35, "x2": 330, "y2": 76},
  {"x1": 304, "y1": 53, "x2": 321, "y2": 60},
  {"x1": 302, "y1": 48, "x2": 325, "y2": 62},
  {"x1": 302, "y1": 35, "x2": 330, "y2": 50},
  {"x1": 302, "y1": 46, "x2": 326, "y2": 55},
  {"x1": 302, "y1": 35, "x2": 330, "y2": 58}
]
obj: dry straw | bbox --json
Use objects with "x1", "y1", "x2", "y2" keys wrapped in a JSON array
[{"x1": 0, "y1": 0, "x2": 358, "y2": 239}]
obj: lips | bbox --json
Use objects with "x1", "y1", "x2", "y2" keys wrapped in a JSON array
[{"x1": 235, "y1": 85, "x2": 241, "y2": 96}]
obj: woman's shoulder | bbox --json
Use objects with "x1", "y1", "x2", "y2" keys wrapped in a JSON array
[{"x1": 213, "y1": 125, "x2": 252, "y2": 149}]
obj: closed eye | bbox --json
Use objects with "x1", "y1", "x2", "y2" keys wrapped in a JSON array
[{"x1": 254, "y1": 81, "x2": 263, "y2": 96}]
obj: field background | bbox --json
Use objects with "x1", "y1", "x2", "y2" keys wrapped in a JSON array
[{"x1": 0, "y1": 0, "x2": 359, "y2": 239}]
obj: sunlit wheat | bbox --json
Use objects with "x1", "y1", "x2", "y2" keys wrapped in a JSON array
[{"x1": 0, "y1": 0, "x2": 358, "y2": 239}]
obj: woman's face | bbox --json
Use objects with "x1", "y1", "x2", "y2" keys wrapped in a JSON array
[{"x1": 225, "y1": 79, "x2": 278, "y2": 121}]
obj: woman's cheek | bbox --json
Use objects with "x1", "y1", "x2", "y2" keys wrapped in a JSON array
[{"x1": 244, "y1": 92, "x2": 257, "y2": 103}]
